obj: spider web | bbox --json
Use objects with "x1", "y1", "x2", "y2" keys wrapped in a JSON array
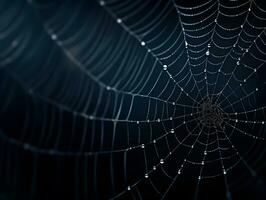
[{"x1": 0, "y1": 0, "x2": 266, "y2": 199}]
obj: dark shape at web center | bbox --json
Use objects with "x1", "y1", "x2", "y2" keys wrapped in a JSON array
[{"x1": 197, "y1": 97, "x2": 225, "y2": 129}]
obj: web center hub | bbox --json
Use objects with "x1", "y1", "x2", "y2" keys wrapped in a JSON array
[{"x1": 197, "y1": 96, "x2": 225, "y2": 129}]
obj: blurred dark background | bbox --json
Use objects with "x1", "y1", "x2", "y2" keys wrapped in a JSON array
[{"x1": 0, "y1": 0, "x2": 266, "y2": 199}]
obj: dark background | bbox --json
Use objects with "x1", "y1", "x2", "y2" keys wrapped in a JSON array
[{"x1": 0, "y1": 0, "x2": 266, "y2": 199}]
